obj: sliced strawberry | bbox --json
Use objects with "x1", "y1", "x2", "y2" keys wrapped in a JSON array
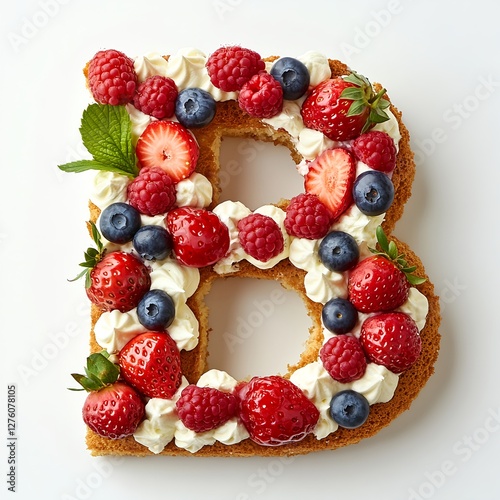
[
  {"x1": 135, "y1": 120, "x2": 199, "y2": 183},
  {"x1": 304, "y1": 147, "x2": 356, "y2": 220}
]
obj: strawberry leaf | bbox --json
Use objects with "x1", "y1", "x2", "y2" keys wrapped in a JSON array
[
  {"x1": 69, "y1": 352, "x2": 120, "y2": 392},
  {"x1": 369, "y1": 226, "x2": 427, "y2": 286},
  {"x1": 58, "y1": 104, "x2": 138, "y2": 177}
]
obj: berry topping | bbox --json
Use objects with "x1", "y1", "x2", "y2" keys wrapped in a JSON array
[
  {"x1": 329, "y1": 390, "x2": 370, "y2": 429},
  {"x1": 238, "y1": 72, "x2": 283, "y2": 118},
  {"x1": 361, "y1": 312, "x2": 422, "y2": 373},
  {"x1": 99, "y1": 202, "x2": 141, "y2": 244},
  {"x1": 133, "y1": 225, "x2": 173, "y2": 261},
  {"x1": 119, "y1": 332, "x2": 182, "y2": 399},
  {"x1": 175, "y1": 88, "x2": 216, "y2": 128},
  {"x1": 136, "y1": 121, "x2": 199, "y2": 183},
  {"x1": 320, "y1": 335, "x2": 367, "y2": 383},
  {"x1": 318, "y1": 230, "x2": 359, "y2": 272},
  {"x1": 352, "y1": 130, "x2": 397, "y2": 172},
  {"x1": 237, "y1": 376, "x2": 319, "y2": 446},
  {"x1": 206, "y1": 45, "x2": 265, "y2": 92},
  {"x1": 348, "y1": 226, "x2": 425, "y2": 313},
  {"x1": 70, "y1": 352, "x2": 144, "y2": 439},
  {"x1": 87, "y1": 49, "x2": 138, "y2": 106},
  {"x1": 73, "y1": 223, "x2": 151, "y2": 313},
  {"x1": 176, "y1": 385, "x2": 238, "y2": 433},
  {"x1": 166, "y1": 207, "x2": 230, "y2": 268},
  {"x1": 322, "y1": 297, "x2": 358, "y2": 335},
  {"x1": 127, "y1": 166, "x2": 177, "y2": 216},
  {"x1": 86, "y1": 251, "x2": 151, "y2": 313},
  {"x1": 284, "y1": 193, "x2": 333, "y2": 240},
  {"x1": 270, "y1": 57, "x2": 310, "y2": 100},
  {"x1": 352, "y1": 170, "x2": 394, "y2": 216},
  {"x1": 137, "y1": 289, "x2": 176, "y2": 332},
  {"x1": 133, "y1": 75, "x2": 178, "y2": 119},
  {"x1": 301, "y1": 73, "x2": 390, "y2": 141},
  {"x1": 237, "y1": 213, "x2": 284, "y2": 262},
  {"x1": 348, "y1": 255, "x2": 409, "y2": 313},
  {"x1": 305, "y1": 147, "x2": 356, "y2": 220}
]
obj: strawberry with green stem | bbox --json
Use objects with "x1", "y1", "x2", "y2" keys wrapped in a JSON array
[
  {"x1": 348, "y1": 226, "x2": 426, "y2": 313},
  {"x1": 72, "y1": 222, "x2": 151, "y2": 313},
  {"x1": 70, "y1": 351, "x2": 145, "y2": 439},
  {"x1": 301, "y1": 72, "x2": 391, "y2": 141}
]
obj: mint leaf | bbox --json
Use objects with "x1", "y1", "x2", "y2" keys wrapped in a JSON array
[
  {"x1": 58, "y1": 159, "x2": 136, "y2": 177},
  {"x1": 59, "y1": 104, "x2": 138, "y2": 177}
]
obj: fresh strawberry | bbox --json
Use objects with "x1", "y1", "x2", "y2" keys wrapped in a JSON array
[
  {"x1": 72, "y1": 222, "x2": 151, "y2": 313},
  {"x1": 237, "y1": 376, "x2": 319, "y2": 446},
  {"x1": 304, "y1": 147, "x2": 356, "y2": 220},
  {"x1": 361, "y1": 312, "x2": 422, "y2": 373},
  {"x1": 70, "y1": 352, "x2": 144, "y2": 439},
  {"x1": 301, "y1": 73, "x2": 390, "y2": 141},
  {"x1": 348, "y1": 226, "x2": 426, "y2": 313},
  {"x1": 135, "y1": 120, "x2": 199, "y2": 183},
  {"x1": 166, "y1": 207, "x2": 230, "y2": 268},
  {"x1": 176, "y1": 385, "x2": 238, "y2": 433},
  {"x1": 119, "y1": 332, "x2": 182, "y2": 399}
]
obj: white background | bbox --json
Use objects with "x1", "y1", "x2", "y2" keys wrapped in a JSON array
[{"x1": 2, "y1": 0, "x2": 500, "y2": 499}]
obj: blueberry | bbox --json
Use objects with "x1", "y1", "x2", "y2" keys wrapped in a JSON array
[
  {"x1": 137, "y1": 289, "x2": 176, "y2": 331},
  {"x1": 353, "y1": 170, "x2": 394, "y2": 216},
  {"x1": 270, "y1": 57, "x2": 310, "y2": 100},
  {"x1": 318, "y1": 231, "x2": 359, "y2": 272},
  {"x1": 99, "y1": 202, "x2": 141, "y2": 244},
  {"x1": 175, "y1": 88, "x2": 216, "y2": 128},
  {"x1": 329, "y1": 390, "x2": 370, "y2": 429},
  {"x1": 322, "y1": 298, "x2": 358, "y2": 334},
  {"x1": 133, "y1": 225, "x2": 172, "y2": 261}
]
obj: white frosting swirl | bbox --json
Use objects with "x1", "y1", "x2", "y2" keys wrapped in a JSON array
[
  {"x1": 397, "y1": 288, "x2": 429, "y2": 331},
  {"x1": 125, "y1": 103, "x2": 153, "y2": 145},
  {"x1": 133, "y1": 377, "x2": 189, "y2": 453},
  {"x1": 262, "y1": 100, "x2": 305, "y2": 138},
  {"x1": 89, "y1": 171, "x2": 129, "y2": 211},
  {"x1": 290, "y1": 361, "x2": 340, "y2": 439},
  {"x1": 175, "y1": 172, "x2": 213, "y2": 208},
  {"x1": 297, "y1": 51, "x2": 332, "y2": 87},
  {"x1": 134, "y1": 52, "x2": 169, "y2": 81},
  {"x1": 372, "y1": 109, "x2": 402, "y2": 152},
  {"x1": 93, "y1": 309, "x2": 144, "y2": 353}
]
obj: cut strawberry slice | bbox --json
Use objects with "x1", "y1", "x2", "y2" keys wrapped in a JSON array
[
  {"x1": 135, "y1": 120, "x2": 199, "y2": 183},
  {"x1": 304, "y1": 147, "x2": 356, "y2": 220}
]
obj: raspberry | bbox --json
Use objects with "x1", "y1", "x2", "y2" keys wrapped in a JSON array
[
  {"x1": 127, "y1": 167, "x2": 177, "y2": 216},
  {"x1": 320, "y1": 336, "x2": 367, "y2": 383},
  {"x1": 133, "y1": 75, "x2": 178, "y2": 119},
  {"x1": 206, "y1": 45, "x2": 265, "y2": 92},
  {"x1": 352, "y1": 130, "x2": 397, "y2": 172},
  {"x1": 238, "y1": 73, "x2": 283, "y2": 118},
  {"x1": 176, "y1": 385, "x2": 238, "y2": 433},
  {"x1": 87, "y1": 49, "x2": 137, "y2": 106},
  {"x1": 237, "y1": 213, "x2": 284, "y2": 262},
  {"x1": 237, "y1": 376, "x2": 319, "y2": 446},
  {"x1": 284, "y1": 193, "x2": 333, "y2": 239}
]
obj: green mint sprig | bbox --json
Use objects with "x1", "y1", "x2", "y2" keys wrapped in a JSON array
[{"x1": 58, "y1": 103, "x2": 138, "y2": 177}]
